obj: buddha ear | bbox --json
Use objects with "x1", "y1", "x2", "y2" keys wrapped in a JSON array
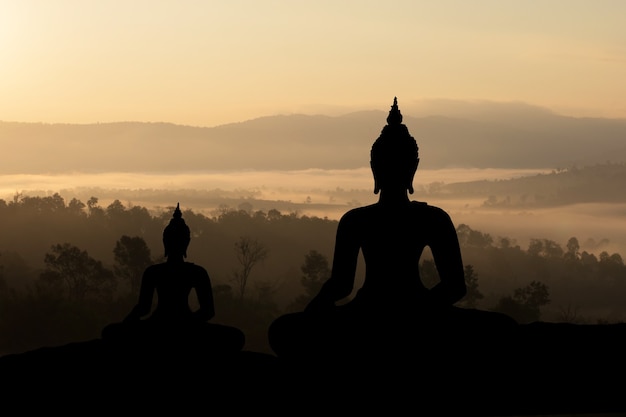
[
  {"x1": 407, "y1": 173, "x2": 415, "y2": 194},
  {"x1": 407, "y1": 160, "x2": 418, "y2": 194},
  {"x1": 371, "y1": 161, "x2": 380, "y2": 194}
]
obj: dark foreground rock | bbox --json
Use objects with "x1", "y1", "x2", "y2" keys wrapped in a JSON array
[{"x1": 1, "y1": 322, "x2": 625, "y2": 416}]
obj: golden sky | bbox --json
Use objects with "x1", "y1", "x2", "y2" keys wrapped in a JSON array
[{"x1": 1, "y1": 0, "x2": 625, "y2": 127}]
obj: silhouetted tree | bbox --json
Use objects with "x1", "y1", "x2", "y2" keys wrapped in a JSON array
[
  {"x1": 39, "y1": 243, "x2": 116, "y2": 302},
  {"x1": 497, "y1": 236, "x2": 517, "y2": 249},
  {"x1": 515, "y1": 280, "x2": 550, "y2": 309},
  {"x1": 599, "y1": 251, "x2": 624, "y2": 265},
  {"x1": 87, "y1": 196, "x2": 103, "y2": 216},
  {"x1": 113, "y1": 235, "x2": 153, "y2": 295},
  {"x1": 598, "y1": 251, "x2": 624, "y2": 280},
  {"x1": 543, "y1": 239, "x2": 564, "y2": 258},
  {"x1": 527, "y1": 239, "x2": 544, "y2": 257},
  {"x1": 67, "y1": 198, "x2": 87, "y2": 217},
  {"x1": 106, "y1": 199, "x2": 126, "y2": 217},
  {"x1": 458, "y1": 264, "x2": 484, "y2": 308},
  {"x1": 456, "y1": 224, "x2": 493, "y2": 248},
  {"x1": 267, "y1": 209, "x2": 282, "y2": 222},
  {"x1": 286, "y1": 249, "x2": 330, "y2": 312},
  {"x1": 299, "y1": 250, "x2": 330, "y2": 297},
  {"x1": 527, "y1": 238, "x2": 563, "y2": 258},
  {"x1": 231, "y1": 236, "x2": 269, "y2": 300},
  {"x1": 580, "y1": 250, "x2": 599, "y2": 267},
  {"x1": 565, "y1": 237, "x2": 580, "y2": 261},
  {"x1": 557, "y1": 303, "x2": 585, "y2": 323},
  {"x1": 492, "y1": 280, "x2": 550, "y2": 323}
]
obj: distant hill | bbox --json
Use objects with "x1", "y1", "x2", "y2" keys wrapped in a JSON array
[
  {"x1": 2, "y1": 101, "x2": 626, "y2": 174},
  {"x1": 434, "y1": 161, "x2": 626, "y2": 207}
]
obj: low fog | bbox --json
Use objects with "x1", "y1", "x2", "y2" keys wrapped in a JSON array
[{"x1": 3, "y1": 166, "x2": 625, "y2": 257}]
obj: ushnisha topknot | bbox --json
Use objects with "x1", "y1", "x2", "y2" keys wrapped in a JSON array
[
  {"x1": 386, "y1": 96, "x2": 404, "y2": 125},
  {"x1": 370, "y1": 97, "x2": 419, "y2": 194},
  {"x1": 371, "y1": 97, "x2": 419, "y2": 164},
  {"x1": 163, "y1": 202, "x2": 191, "y2": 257}
]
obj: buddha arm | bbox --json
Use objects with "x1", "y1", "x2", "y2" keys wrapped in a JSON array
[
  {"x1": 427, "y1": 209, "x2": 467, "y2": 306},
  {"x1": 306, "y1": 214, "x2": 359, "y2": 310},
  {"x1": 124, "y1": 270, "x2": 155, "y2": 321},
  {"x1": 193, "y1": 268, "x2": 215, "y2": 321}
]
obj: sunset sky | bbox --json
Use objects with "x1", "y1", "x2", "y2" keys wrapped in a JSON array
[{"x1": 1, "y1": 1, "x2": 625, "y2": 127}]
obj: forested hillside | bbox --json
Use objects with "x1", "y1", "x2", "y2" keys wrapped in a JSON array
[
  {"x1": 0, "y1": 193, "x2": 624, "y2": 356},
  {"x1": 432, "y1": 161, "x2": 626, "y2": 207}
]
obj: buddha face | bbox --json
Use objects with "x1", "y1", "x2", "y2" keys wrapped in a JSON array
[
  {"x1": 163, "y1": 232, "x2": 190, "y2": 258},
  {"x1": 370, "y1": 137, "x2": 419, "y2": 194}
]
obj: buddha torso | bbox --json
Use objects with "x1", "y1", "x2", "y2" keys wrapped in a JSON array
[
  {"x1": 342, "y1": 201, "x2": 459, "y2": 307},
  {"x1": 144, "y1": 261, "x2": 207, "y2": 322}
]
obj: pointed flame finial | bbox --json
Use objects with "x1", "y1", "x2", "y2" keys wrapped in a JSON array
[
  {"x1": 386, "y1": 96, "x2": 403, "y2": 125},
  {"x1": 173, "y1": 202, "x2": 182, "y2": 219}
]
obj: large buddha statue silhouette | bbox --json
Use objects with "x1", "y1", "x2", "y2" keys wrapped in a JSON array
[
  {"x1": 102, "y1": 203, "x2": 245, "y2": 354},
  {"x1": 268, "y1": 98, "x2": 517, "y2": 362}
]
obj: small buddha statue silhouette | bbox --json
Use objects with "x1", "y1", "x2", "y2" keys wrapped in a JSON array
[
  {"x1": 102, "y1": 203, "x2": 245, "y2": 354},
  {"x1": 268, "y1": 98, "x2": 517, "y2": 363}
]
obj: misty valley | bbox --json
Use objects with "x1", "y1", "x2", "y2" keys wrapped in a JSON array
[
  {"x1": 1, "y1": 161, "x2": 625, "y2": 357},
  {"x1": 2, "y1": 107, "x2": 626, "y2": 415}
]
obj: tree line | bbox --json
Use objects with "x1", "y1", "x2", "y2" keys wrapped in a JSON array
[{"x1": 0, "y1": 193, "x2": 624, "y2": 355}]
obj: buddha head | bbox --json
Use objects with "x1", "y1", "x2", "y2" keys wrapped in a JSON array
[
  {"x1": 370, "y1": 97, "x2": 419, "y2": 194},
  {"x1": 163, "y1": 203, "x2": 191, "y2": 258}
]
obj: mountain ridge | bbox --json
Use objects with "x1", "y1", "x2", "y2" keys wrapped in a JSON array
[{"x1": 3, "y1": 102, "x2": 626, "y2": 174}]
